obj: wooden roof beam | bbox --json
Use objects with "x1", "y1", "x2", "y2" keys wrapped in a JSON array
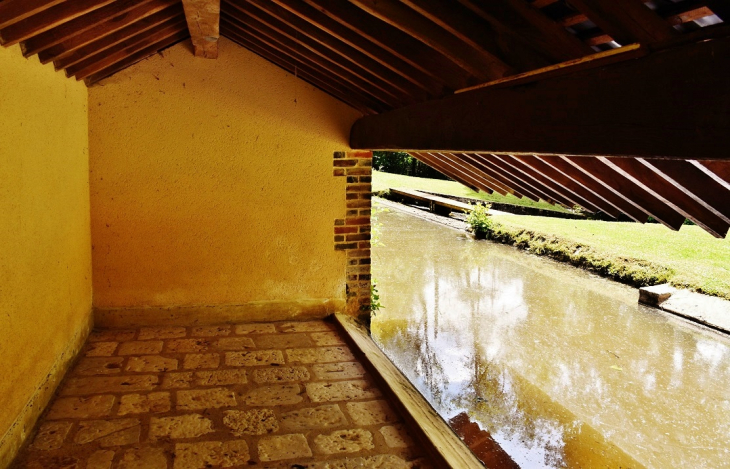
[
  {"x1": 456, "y1": 153, "x2": 525, "y2": 197},
  {"x1": 350, "y1": 36, "x2": 730, "y2": 161},
  {"x1": 435, "y1": 152, "x2": 513, "y2": 196},
  {"x1": 477, "y1": 155, "x2": 560, "y2": 205},
  {"x1": 0, "y1": 0, "x2": 67, "y2": 30},
  {"x1": 410, "y1": 152, "x2": 489, "y2": 194},
  {"x1": 182, "y1": 0, "x2": 220, "y2": 58},
  {"x1": 467, "y1": 154, "x2": 542, "y2": 202},
  {"x1": 489, "y1": 155, "x2": 573, "y2": 207}
]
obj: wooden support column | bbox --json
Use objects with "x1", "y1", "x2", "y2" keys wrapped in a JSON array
[{"x1": 182, "y1": 0, "x2": 220, "y2": 58}]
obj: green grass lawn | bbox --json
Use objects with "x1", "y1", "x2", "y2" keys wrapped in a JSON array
[
  {"x1": 491, "y1": 213, "x2": 730, "y2": 299},
  {"x1": 372, "y1": 170, "x2": 571, "y2": 213}
]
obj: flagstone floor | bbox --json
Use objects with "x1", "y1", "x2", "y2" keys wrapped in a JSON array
[{"x1": 13, "y1": 320, "x2": 431, "y2": 469}]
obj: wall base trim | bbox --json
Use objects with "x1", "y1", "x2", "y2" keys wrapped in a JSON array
[
  {"x1": 0, "y1": 311, "x2": 93, "y2": 469},
  {"x1": 94, "y1": 299, "x2": 345, "y2": 328}
]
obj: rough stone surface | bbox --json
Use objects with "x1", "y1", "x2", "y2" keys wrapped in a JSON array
[
  {"x1": 138, "y1": 326, "x2": 187, "y2": 340},
  {"x1": 314, "y1": 429, "x2": 374, "y2": 454},
  {"x1": 86, "y1": 450, "x2": 115, "y2": 469},
  {"x1": 117, "y1": 341, "x2": 164, "y2": 356},
  {"x1": 61, "y1": 376, "x2": 158, "y2": 395},
  {"x1": 287, "y1": 347, "x2": 355, "y2": 364},
  {"x1": 75, "y1": 357, "x2": 125, "y2": 375},
  {"x1": 258, "y1": 434, "x2": 312, "y2": 461},
  {"x1": 306, "y1": 380, "x2": 381, "y2": 403},
  {"x1": 253, "y1": 333, "x2": 313, "y2": 349},
  {"x1": 312, "y1": 362, "x2": 366, "y2": 381},
  {"x1": 85, "y1": 342, "x2": 119, "y2": 357},
  {"x1": 215, "y1": 337, "x2": 255, "y2": 350},
  {"x1": 166, "y1": 338, "x2": 210, "y2": 353},
  {"x1": 380, "y1": 424, "x2": 415, "y2": 448},
  {"x1": 311, "y1": 332, "x2": 346, "y2": 347},
  {"x1": 223, "y1": 409, "x2": 279, "y2": 436},
  {"x1": 242, "y1": 384, "x2": 303, "y2": 406},
  {"x1": 118, "y1": 447, "x2": 167, "y2": 469},
  {"x1": 225, "y1": 350, "x2": 284, "y2": 367},
  {"x1": 74, "y1": 419, "x2": 140, "y2": 444},
  {"x1": 279, "y1": 321, "x2": 334, "y2": 333},
  {"x1": 46, "y1": 396, "x2": 115, "y2": 420},
  {"x1": 173, "y1": 440, "x2": 249, "y2": 469},
  {"x1": 346, "y1": 400, "x2": 398, "y2": 426},
  {"x1": 195, "y1": 369, "x2": 247, "y2": 386},
  {"x1": 30, "y1": 422, "x2": 73, "y2": 451},
  {"x1": 89, "y1": 330, "x2": 135, "y2": 343},
  {"x1": 253, "y1": 366, "x2": 310, "y2": 384},
  {"x1": 191, "y1": 325, "x2": 231, "y2": 337},
  {"x1": 177, "y1": 388, "x2": 237, "y2": 410},
  {"x1": 279, "y1": 405, "x2": 348, "y2": 431},
  {"x1": 126, "y1": 355, "x2": 178, "y2": 373},
  {"x1": 161, "y1": 372, "x2": 193, "y2": 389},
  {"x1": 234, "y1": 324, "x2": 276, "y2": 334},
  {"x1": 118, "y1": 393, "x2": 171, "y2": 415},
  {"x1": 183, "y1": 353, "x2": 220, "y2": 370},
  {"x1": 149, "y1": 414, "x2": 215, "y2": 440}
]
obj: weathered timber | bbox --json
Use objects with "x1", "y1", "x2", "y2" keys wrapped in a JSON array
[
  {"x1": 456, "y1": 153, "x2": 523, "y2": 197},
  {"x1": 350, "y1": 36, "x2": 730, "y2": 160},
  {"x1": 433, "y1": 152, "x2": 509, "y2": 195},
  {"x1": 468, "y1": 154, "x2": 541, "y2": 202},
  {"x1": 0, "y1": 0, "x2": 66, "y2": 30},
  {"x1": 182, "y1": 0, "x2": 220, "y2": 58},
  {"x1": 410, "y1": 152, "x2": 493, "y2": 194},
  {"x1": 390, "y1": 188, "x2": 474, "y2": 214}
]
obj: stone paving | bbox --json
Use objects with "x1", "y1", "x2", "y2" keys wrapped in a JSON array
[{"x1": 13, "y1": 321, "x2": 432, "y2": 469}]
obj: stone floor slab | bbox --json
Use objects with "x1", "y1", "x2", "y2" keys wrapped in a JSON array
[
  {"x1": 258, "y1": 434, "x2": 312, "y2": 462},
  {"x1": 47, "y1": 395, "x2": 116, "y2": 420}
]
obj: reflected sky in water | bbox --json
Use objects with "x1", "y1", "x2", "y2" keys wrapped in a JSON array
[{"x1": 371, "y1": 207, "x2": 730, "y2": 469}]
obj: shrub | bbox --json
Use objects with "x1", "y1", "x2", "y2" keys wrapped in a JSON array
[{"x1": 466, "y1": 203, "x2": 495, "y2": 239}]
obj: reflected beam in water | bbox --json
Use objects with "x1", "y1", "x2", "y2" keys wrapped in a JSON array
[{"x1": 372, "y1": 207, "x2": 730, "y2": 469}]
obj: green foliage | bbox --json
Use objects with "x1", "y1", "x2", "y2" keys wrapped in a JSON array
[
  {"x1": 372, "y1": 151, "x2": 447, "y2": 180},
  {"x1": 361, "y1": 280, "x2": 383, "y2": 314},
  {"x1": 466, "y1": 203, "x2": 495, "y2": 239}
]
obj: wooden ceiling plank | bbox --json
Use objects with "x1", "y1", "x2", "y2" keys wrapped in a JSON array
[
  {"x1": 704, "y1": 0, "x2": 730, "y2": 22},
  {"x1": 488, "y1": 155, "x2": 572, "y2": 207},
  {"x1": 502, "y1": 154, "x2": 601, "y2": 212},
  {"x1": 435, "y1": 152, "x2": 511, "y2": 195},
  {"x1": 1, "y1": 0, "x2": 116, "y2": 47},
  {"x1": 468, "y1": 154, "x2": 543, "y2": 202},
  {"x1": 222, "y1": 27, "x2": 375, "y2": 114},
  {"x1": 483, "y1": 155, "x2": 561, "y2": 205},
  {"x1": 566, "y1": 0, "x2": 677, "y2": 45},
  {"x1": 181, "y1": 0, "x2": 220, "y2": 58},
  {"x1": 535, "y1": 155, "x2": 648, "y2": 222},
  {"x1": 643, "y1": 159, "x2": 730, "y2": 223},
  {"x1": 66, "y1": 18, "x2": 187, "y2": 78},
  {"x1": 54, "y1": 11, "x2": 184, "y2": 71},
  {"x1": 696, "y1": 161, "x2": 730, "y2": 187},
  {"x1": 221, "y1": 21, "x2": 391, "y2": 113},
  {"x1": 38, "y1": 0, "x2": 181, "y2": 64},
  {"x1": 222, "y1": 15, "x2": 404, "y2": 109},
  {"x1": 603, "y1": 157, "x2": 728, "y2": 238},
  {"x1": 457, "y1": 0, "x2": 594, "y2": 62},
  {"x1": 350, "y1": 36, "x2": 730, "y2": 161},
  {"x1": 531, "y1": 0, "x2": 558, "y2": 8},
  {"x1": 455, "y1": 153, "x2": 524, "y2": 197},
  {"x1": 298, "y1": 0, "x2": 475, "y2": 90},
  {"x1": 224, "y1": 3, "x2": 417, "y2": 106},
  {"x1": 0, "y1": 0, "x2": 67, "y2": 30},
  {"x1": 563, "y1": 157, "x2": 686, "y2": 231},
  {"x1": 86, "y1": 29, "x2": 188, "y2": 85},
  {"x1": 513, "y1": 154, "x2": 621, "y2": 217},
  {"x1": 411, "y1": 152, "x2": 491, "y2": 194},
  {"x1": 235, "y1": 0, "x2": 433, "y2": 100},
  {"x1": 348, "y1": 0, "x2": 511, "y2": 81}
]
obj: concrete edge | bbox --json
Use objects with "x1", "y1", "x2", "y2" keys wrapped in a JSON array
[
  {"x1": 94, "y1": 299, "x2": 346, "y2": 328},
  {"x1": 639, "y1": 285, "x2": 730, "y2": 335},
  {"x1": 0, "y1": 311, "x2": 93, "y2": 469}
]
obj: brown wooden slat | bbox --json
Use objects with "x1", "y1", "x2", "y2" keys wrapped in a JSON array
[
  {"x1": 223, "y1": 15, "x2": 403, "y2": 109},
  {"x1": 468, "y1": 154, "x2": 542, "y2": 202},
  {"x1": 477, "y1": 154, "x2": 559, "y2": 205},
  {"x1": 564, "y1": 157, "x2": 686, "y2": 231},
  {"x1": 236, "y1": 0, "x2": 434, "y2": 100},
  {"x1": 222, "y1": 27, "x2": 374, "y2": 114},
  {"x1": 603, "y1": 157, "x2": 728, "y2": 237},
  {"x1": 435, "y1": 152, "x2": 511, "y2": 195},
  {"x1": 665, "y1": 6, "x2": 714, "y2": 26},
  {"x1": 350, "y1": 36, "x2": 730, "y2": 161},
  {"x1": 54, "y1": 10, "x2": 183, "y2": 71},
  {"x1": 410, "y1": 152, "x2": 488, "y2": 194},
  {"x1": 86, "y1": 30, "x2": 188, "y2": 84},
  {"x1": 224, "y1": 2, "x2": 417, "y2": 106},
  {"x1": 697, "y1": 161, "x2": 730, "y2": 185},
  {"x1": 37, "y1": 0, "x2": 180, "y2": 64},
  {"x1": 455, "y1": 153, "x2": 525, "y2": 197},
  {"x1": 534, "y1": 155, "x2": 648, "y2": 223},
  {"x1": 182, "y1": 0, "x2": 220, "y2": 58},
  {"x1": 502, "y1": 155, "x2": 601, "y2": 212},
  {"x1": 73, "y1": 22, "x2": 187, "y2": 80},
  {"x1": 643, "y1": 159, "x2": 730, "y2": 223},
  {"x1": 0, "y1": 0, "x2": 67, "y2": 30},
  {"x1": 531, "y1": 0, "x2": 558, "y2": 8},
  {"x1": 490, "y1": 155, "x2": 573, "y2": 207},
  {"x1": 0, "y1": 0, "x2": 117, "y2": 47},
  {"x1": 512, "y1": 154, "x2": 621, "y2": 217},
  {"x1": 66, "y1": 18, "x2": 187, "y2": 78},
  {"x1": 567, "y1": 0, "x2": 677, "y2": 45},
  {"x1": 221, "y1": 22, "x2": 389, "y2": 114},
  {"x1": 298, "y1": 0, "x2": 475, "y2": 90}
]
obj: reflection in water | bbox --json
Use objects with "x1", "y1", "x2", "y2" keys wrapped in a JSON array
[{"x1": 371, "y1": 208, "x2": 730, "y2": 469}]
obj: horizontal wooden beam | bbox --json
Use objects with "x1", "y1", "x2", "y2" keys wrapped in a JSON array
[
  {"x1": 0, "y1": 0, "x2": 66, "y2": 30},
  {"x1": 182, "y1": 0, "x2": 220, "y2": 58},
  {"x1": 350, "y1": 35, "x2": 730, "y2": 160}
]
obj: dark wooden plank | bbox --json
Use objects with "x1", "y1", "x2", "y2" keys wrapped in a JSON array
[
  {"x1": 37, "y1": 0, "x2": 180, "y2": 64},
  {"x1": 476, "y1": 154, "x2": 559, "y2": 205},
  {"x1": 66, "y1": 18, "x2": 187, "y2": 78},
  {"x1": 411, "y1": 152, "x2": 489, "y2": 194},
  {"x1": 535, "y1": 155, "x2": 649, "y2": 222},
  {"x1": 224, "y1": 2, "x2": 418, "y2": 106},
  {"x1": 489, "y1": 155, "x2": 572, "y2": 207},
  {"x1": 296, "y1": 0, "x2": 475, "y2": 90},
  {"x1": 181, "y1": 0, "x2": 220, "y2": 58},
  {"x1": 223, "y1": 27, "x2": 374, "y2": 114},
  {"x1": 513, "y1": 154, "x2": 621, "y2": 217},
  {"x1": 564, "y1": 157, "x2": 686, "y2": 230},
  {"x1": 467, "y1": 154, "x2": 542, "y2": 202},
  {"x1": 605, "y1": 157, "x2": 729, "y2": 237},
  {"x1": 222, "y1": 23, "x2": 389, "y2": 114},
  {"x1": 236, "y1": 0, "x2": 434, "y2": 100},
  {"x1": 350, "y1": 36, "x2": 730, "y2": 161},
  {"x1": 54, "y1": 10, "x2": 183, "y2": 71},
  {"x1": 0, "y1": 0, "x2": 116, "y2": 46},
  {"x1": 86, "y1": 30, "x2": 188, "y2": 84},
  {"x1": 698, "y1": 161, "x2": 730, "y2": 185},
  {"x1": 456, "y1": 153, "x2": 525, "y2": 197},
  {"x1": 567, "y1": 0, "x2": 677, "y2": 45},
  {"x1": 0, "y1": 0, "x2": 66, "y2": 30},
  {"x1": 436, "y1": 152, "x2": 511, "y2": 195},
  {"x1": 223, "y1": 15, "x2": 404, "y2": 109}
]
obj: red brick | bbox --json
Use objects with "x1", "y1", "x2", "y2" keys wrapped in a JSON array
[
  {"x1": 346, "y1": 151, "x2": 372, "y2": 159},
  {"x1": 333, "y1": 169, "x2": 345, "y2": 177},
  {"x1": 334, "y1": 235, "x2": 344, "y2": 242},
  {"x1": 359, "y1": 258, "x2": 371, "y2": 265},
  {"x1": 346, "y1": 210, "x2": 359, "y2": 216},
  {"x1": 346, "y1": 184, "x2": 371, "y2": 193},
  {"x1": 346, "y1": 193, "x2": 359, "y2": 200},
  {"x1": 346, "y1": 250, "x2": 370, "y2": 258},
  {"x1": 347, "y1": 200, "x2": 371, "y2": 209},
  {"x1": 345, "y1": 168, "x2": 371, "y2": 176},
  {"x1": 333, "y1": 151, "x2": 346, "y2": 159},
  {"x1": 335, "y1": 243, "x2": 358, "y2": 251},
  {"x1": 359, "y1": 176, "x2": 372, "y2": 183},
  {"x1": 359, "y1": 209, "x2": 371, "y2": 216},
  {"x1": 357, "y1": 159, "x2": 372, "y2": 167},
  {"x1": 359, "y1": 274, "x2": 371, "y2": 281},
  {"x1": 358, "y1": 241, "x2": 371, "y2": 249},
  {"x1": 346, "y1": 233, "x2": 371, "y2": 242},
  {"x1": 335, "y1": 226, "x2": 358, "y2": 234},
  {"x1": 334, "y1": 219, "x2": 345, "y2": 226},
  {"x1": 334, "y1": 159, "x2": 357, "y2": 167},
  {"x1": 359, "y1": 226, "x2": 371, "y2": 233},
  {"x1": 346, "y1": 217, "x2": 370, "y2": 226}
]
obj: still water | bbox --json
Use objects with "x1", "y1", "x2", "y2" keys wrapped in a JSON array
[{"x1": 371, "y1": 207, "x2": 730, "y2": 468}]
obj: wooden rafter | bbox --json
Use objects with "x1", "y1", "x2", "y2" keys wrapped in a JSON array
[
  {"x1": 436, "y1": 152, "x2": 511, "y2": 196},
  {"x1": 489, "y1": 155, "x2": 570, "y2": 207},
  {"x1": 457, "y1": 153, "x2": 523, "y2": 197},
  {"x1": 0, "y1": 0, "x2": 67, "y2": 30},
  {"x1": 182, "y1": 0, "x2": 220, "y2": 58},
  {"x1": 468, "y1": 154, "x2": 541, "y2": 202},
  {"x1": 410, "y1": 152, "x2": 486, "y2": 194}
]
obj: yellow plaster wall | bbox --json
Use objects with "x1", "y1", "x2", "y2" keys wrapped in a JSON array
[
  {"x1": 0, "y1": 45, "x2": 92, "y2": 465},
  {"x1": 89, "y1": 38, "x2": 362, "y2": 311}
]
